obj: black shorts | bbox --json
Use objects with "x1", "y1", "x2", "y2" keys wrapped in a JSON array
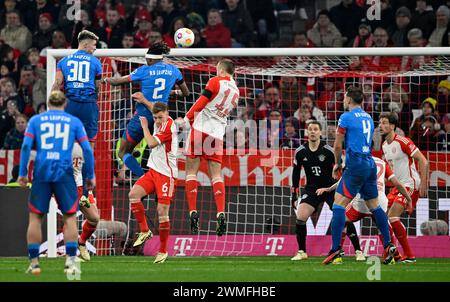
[{"x1": 299, "y1": 189, "x2": 334, "y2": 210}]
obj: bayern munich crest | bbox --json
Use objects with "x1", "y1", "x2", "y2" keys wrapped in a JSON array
[{"x1": 318, "y1": 155, "x2": 325, "y2": 162}]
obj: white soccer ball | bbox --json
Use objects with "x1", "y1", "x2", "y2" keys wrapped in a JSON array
[{"x1": 174, "y1": 28, "x2": 195, "y2": 48}]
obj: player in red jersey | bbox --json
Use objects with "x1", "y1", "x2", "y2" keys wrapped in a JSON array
[
  {"x1": 380, "y1": 112, "x2": 429, "y2": 263},
  {"x1": 72, "y1": 142, "x2": 100, "y2": 261},
  {"x1": 182, "y1": 59, "x2": 239, "y2": 236},
  {"x1": 128, "y1": 102, "x2": 178, "y2": 264}
]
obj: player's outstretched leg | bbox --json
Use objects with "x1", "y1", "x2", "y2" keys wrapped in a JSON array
[
  {"x1": 389, "y1": 203, "x2": 416, "y2": 263},
  {"x1": 78, "y1": 198, "x2": 100, "y2": 261},
  {"x1": 154, "y1": 203, "x2": 170, "y2": 264},
  {"x1": 26, "y1": 213, "x2": 43, "y2": 275},
  {"x1": 129, "y1": 187, "x2": 153, "y2": 247}
]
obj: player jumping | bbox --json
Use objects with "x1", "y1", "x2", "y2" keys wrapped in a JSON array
[
  {"x1": 127, "y1": 103, "x2": 178, "y2": 264},
  {"x1": 317, "y1": 156, "x2": 413, "y2": 262},
  {"x1": 291, "y1": 121, "x2": 364, "y2": 262},
  {"x1": 104, "y1": 41, "x2": 189, "y2": 178},
  {"x1": 380, "y1": 112, "x2": 429, "y2": 263},
  {"x1": 182, "y1": 59, "x2": 239, "y2": 236},
  {"x1": 18, "y1": 90, "x2": 95, "y2": 275},
  {"x1": 52, "y1": 30, "x2": 102, "y2": 201},
  {"x1": 72, "y1": 142, "x2": 100, "y2": 261},
  {"x1": 323, "y1": 86, "x2": 396, "y2": 265}
]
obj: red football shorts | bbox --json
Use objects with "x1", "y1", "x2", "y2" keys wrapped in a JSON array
[
  {"x1": 186, "y1": 128, "x2": 223, "y2": 163},
  {"x1": 387, "y1": 187, "x2": 419, "y2": 209},
  {"x1": 345, "y1": 204, "x2": 371, "y2": 222},
  {"x1": 135, "y1": 169, "x2": 175, "y2": 205}
]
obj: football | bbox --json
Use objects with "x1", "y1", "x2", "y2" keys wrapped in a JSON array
[{"x1": 174, "y1": 27, "x2": 195, "y2": 48}]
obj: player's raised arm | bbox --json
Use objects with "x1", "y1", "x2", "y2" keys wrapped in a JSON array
[
  {"x1": 18, "y1": 117, "x2": 36, "y2": 187},
  {"x1": 412, "y1": 150, "x2": 429, "y2": 197},
  {"x1": 103, "y1": 75, "x2": 131, "y2": 86}
]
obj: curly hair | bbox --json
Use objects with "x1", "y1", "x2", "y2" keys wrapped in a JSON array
[{"x1": 147, "y1": 41, "x2": 170, "y2": 56}]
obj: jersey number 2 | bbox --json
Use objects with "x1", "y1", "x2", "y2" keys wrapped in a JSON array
[
  {"x1": 41, "y1": 123, "x2": 70, "y2": 150},
  {"x1": 67, "y1": 60, "x2": 90, "y2": 82},
  {"x1": 153, "y1": 78, "x2": 166, "y2": 99}
]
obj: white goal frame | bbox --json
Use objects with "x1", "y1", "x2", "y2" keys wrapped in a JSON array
[{"x1": 45, "y1": 47, "x2": 450, "y2": 258}]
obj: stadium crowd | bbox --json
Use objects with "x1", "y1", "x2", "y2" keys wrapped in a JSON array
[{"x1": 0, "y1": 0, "x2": 449, "y2": 156}]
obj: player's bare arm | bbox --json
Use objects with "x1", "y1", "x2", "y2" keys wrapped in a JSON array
[
  {"x1": 139, "y1": 116, "x2": 159, "y2": 148},
  {"x1": 316, "y1": 181, "x2": 339, "y2": 196},
  {"x1": 332, "y1": 132, "x2": 345, "y2": 179},
  {"x1": 170, "y1": 82, "x2": 190, "y2": 97},
  {"x1": 104, "y1": 75, "x2": 131, "y2": 86},
  {"x1": 51, "y1": 70, "x2": 64, "y2": 91},
  {"x1": 413, "y1": 150, "x2": 429, "y2": 197},
  {"x1": 390, "y1": 175, "x2": 413, "y2": 214}
]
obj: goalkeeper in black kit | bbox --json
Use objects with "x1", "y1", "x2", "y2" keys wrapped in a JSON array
[{"x1": 290, "y1": 121, "x2": 365, "y2": 262}]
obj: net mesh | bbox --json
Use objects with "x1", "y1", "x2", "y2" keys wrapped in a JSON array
[{"x1": 54, "y1": 53, "x2": 449, "y2": 257}]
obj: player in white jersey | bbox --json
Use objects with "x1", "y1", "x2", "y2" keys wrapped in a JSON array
[
  {"x1": 317, "y1": 156, "x2": 412, "y2": 261},
  {"x1": 182, "y1": 59, "x2": 240, "y2": 236},
  {"x1": 380, "y1": 112, "x2": 429, "y2": 263},
  {"x1": 72, "y1": 142, "x2": 100, "y2": 261},
  {"x1": 128, "y1": 102, "x2": 178, "y2": 264}
]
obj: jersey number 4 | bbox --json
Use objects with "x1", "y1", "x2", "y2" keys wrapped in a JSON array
[
  {"x1": 41, "y1": 123, "x2": 70, "y2": 151},
  {"x1": 67, "y1": 60, "x2": 90, "y2": 82},
  {"x1": 362, "y1": 120, "x2": 371, "y2": 144}
]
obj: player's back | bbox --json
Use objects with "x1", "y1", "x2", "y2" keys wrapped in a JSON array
[
  {"x1": 28, "y1": 110, "x2": 86, "y2": 182},
  {"x1": 338, "y1": 107, "x2": 375, "y2": 172},
  {"x1": 130, "y1": 62, "x2": 183, "y2": 115},
  {"x1": 193, "y1": 76, "x2": 239, "y2": 139},
  {"x1": 57, "y1": 50, "x2": 102, "y2": 101}
]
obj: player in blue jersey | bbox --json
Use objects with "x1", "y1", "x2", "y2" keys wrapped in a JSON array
[
  {"x1": 104, "y1": 41, "x2": 189, "y2": 177},
  {"x1": 18, "y1": 90, "x2": 95, "y2": 275},
  {"x1": 322, "y1": 86, "x2": 396, "y2": 265}
]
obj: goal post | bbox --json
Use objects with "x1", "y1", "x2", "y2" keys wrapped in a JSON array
[{"x1": 45, "y1": 47, "x2": 450, "y2": 258}]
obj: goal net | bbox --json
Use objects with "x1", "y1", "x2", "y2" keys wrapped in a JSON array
[{"x1": 46, "y1": 48, "x2": 450, "y2": 258}]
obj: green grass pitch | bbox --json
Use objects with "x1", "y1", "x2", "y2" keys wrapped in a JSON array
[{"x1": 1, "y1": 256, "x2": 450, "y2": 282}]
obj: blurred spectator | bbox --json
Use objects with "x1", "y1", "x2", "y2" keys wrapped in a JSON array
[
  {"x1": 294, "y1": 95, "x2": 325, "y2": 131},
  {"x1": 0, "y1": 0, "x2": 18, "y2": 29},
  {"x1": 222, "y1": 0, "x2": 255, "y2": 47},
  {"x1": 58, "y1": 1, "x2": 94, "y2": 42},
  {"x1": 368, "y1": 0, "x2": 395, "y2": 31},
  {"x1": 0, "y1": 97, "x2": 16, "y2": 147},
  {"x1": 163, "y1": 16, "x2": 187, "y2": 48},
  {"x1": 0, "y1": 77, "x2": 23, "y2": 113},
  {"x1": 18, "y1": 64, "x2": 45, "y2": 114},
  {"x1": 3, "y1": 113, "x2": 26, "y2": 149},
  {"x1": 246, "y1": 0, "x2": 277, "y2": 47},
  {"x1": 329, "y1": 0, "x2": 365, "y2": 46},
  {"x1": 361, "y1": 80, "x2": 380, "y2": 113},
  {"x1": 160, "y1": 0, "x2": 184, "y2": 34},
  {"x1": 413, "y1": 115, "x2": 441, "y2": 151},
  {"x1": 149, "y1": 30, "x2": 163, "y2": 46},
  {"x1": 97, "y1": 7, "x2": 126, "y2": 48},
  {"x1": 291, "y1": 31, "x2": 314, "y2": 47},
  {"x1": 0, "y1": 10, "x2": 32, "y2": 52},
  {"x1": 437, "y1": 79, "x2": 450, "y2": 114},
  {"x1": 152, "y1": 14, "x2": 165, "y2": 33},
  {"x1": 267, "y1": 109, "x2": 284, "y2": 148},
  {"x1": 378, "y1": 83, "x2": 410, "y2": 132},
  {"x1": 296, "y1": 104, "x2": 315, "y2": 142},
  {"x1": 203, "y1": 9, "x2": 231, "y2": 48},
  {"x1": 351, "y1": 23, "x2": 374, "y2": 47},
  {"x1": 280, "y1": 117, "x2": 300, "y2": 149},
  {"x1": 325, "y1": 123, "x2": 337, "y2": 147},
  {"x1": 36, "y1": 102, "x2": 46, "y2": 114},
  {"x1": 122, "y1": 32, "x2": 135, "y2": 48},
  {"x1": 307, "y1": 10, "x2": 343, "y2": 47},
  {"x1": 0, "y1": 61, "x2": 17, "y2": 83},
  {"x1": 401, "y1": 28, "x2": 426, "y2": 70},
  {"x1": 411, "y1": 0, "x2": 436, "y2": 40},
  {"x1": 32, "y1": 13, "x2": 55, "y2": 51},
  {"x1": 70, "y1": 9, "x2": 96, "y2": 49},
  {"x1": 191, "y1": 26, "x2": 207, "y2": 48},
  {"x1": 428, "y1": 5, "x2": 450, "y2": 46},
  {"x1": 26, "y1": 48, "x2": 45, "y2": 71},
  {"x1": 134, "y1": 14, "x2": 153, "y2": 48},
  {"x1": 34, "y1": 0, "x2": 60, "y2": 29},
  {"x1": 186, "y1": 12, "x2": 206, "y2": 29},
  {"x1": 389, "y1": 6, "x2": 412, "y2": 47},
  {"x1": 410, "y1": 97, "x2": 441, "y2": 139},
  {"x1": 317, "y1": 77, "x2": 337, "y2": 111},
  {"x1": 373, "y1": 27, "x2": 391, "y2": 47},
  {"x1": 437, "y1": 113, "x2": 450, "y2": 151}
]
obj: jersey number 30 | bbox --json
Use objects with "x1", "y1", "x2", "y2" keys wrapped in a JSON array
[
  {"x1": 41, "y1": 123, "x2": 70, "y2": 150},
  {"x1": 67, "y1": 60, "x2": 90, "y2": 82}
]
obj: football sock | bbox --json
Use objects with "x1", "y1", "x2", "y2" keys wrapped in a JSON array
[
  {"x1": 186, "y1": 175, "x2": 198, "y2": 212},
  {"x1": 123, "y1": 153, "x2": 144, "y2": 177},
  {"x1": 346, "y1": 222, "x2": 361, "y2": 251},
  {"x1": 212, "y1": 178, "x2": 225, "y2": 214},
  {"x1": 28, "y1": 243, "x2": 40, "y2": 260},
  {"x1": 371, "y1": 206, "x2": 391, "y2": 248},
  {"x1": 295, "y1": 219, "x2": 307, "y2": 251},
  {"x1": 65, "y1": 241, "x2": 77, "y2": 257},
  {"x1": 391, "y1": 220, "x2": 415, "y2": 258},
  {"x1": 159, "y1": 221, "x2": 170, "y2": 253},
  {"x1": 331, "y1": 204, "x2": 346, "y2": 251},
  {"x1": 79, "y1": 221, "x2": 97, "y2": 245},
  {"x1": 130, "y1": 202, "x2": 149, "y2": 232}
]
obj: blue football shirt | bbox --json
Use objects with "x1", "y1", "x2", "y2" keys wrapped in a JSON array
[
  {"x1": 129, "y1": 62, "x2": 183, "y2": 116},
  {"x1": 57, "y1": 50, "x2": 102, "y2": 102}
]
